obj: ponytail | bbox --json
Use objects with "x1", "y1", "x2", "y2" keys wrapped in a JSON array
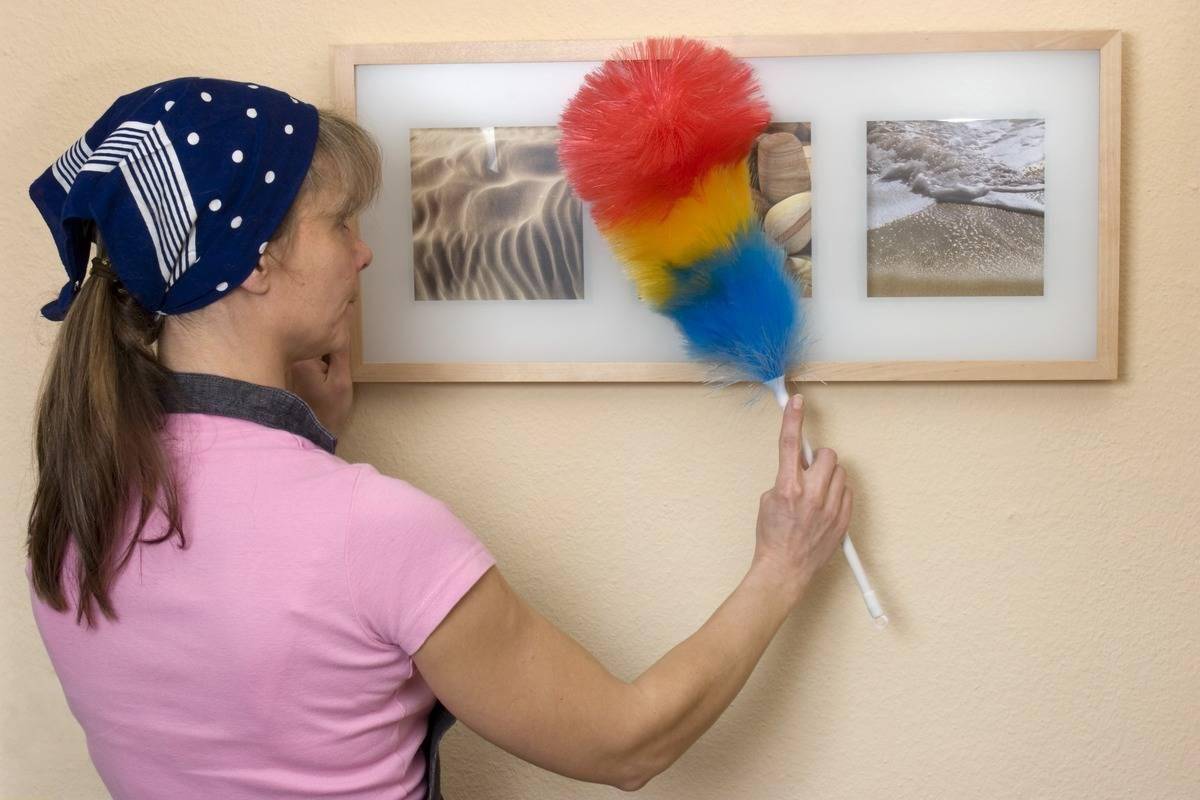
[
  {"x1": 27, "y1": 251, "x2": 185, "y2": 628},
  {"x1": 26, "y1": 108, "x2": 381, "y2": 627}
]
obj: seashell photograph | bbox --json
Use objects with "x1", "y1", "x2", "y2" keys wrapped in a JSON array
[
  {"x1": 410, "y1": 126, "x2": 583, "y2": 301},
  {"x1": 749, "y1": 122, "x2": 813, "y2": 298},
  {"x1": 866, "y1": 118, "x2": 1045, "y2": 297}
]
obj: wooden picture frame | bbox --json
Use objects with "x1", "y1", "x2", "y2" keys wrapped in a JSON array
[{"x1": 334, "y1": 31, "x2": 1120, "y2": 383}]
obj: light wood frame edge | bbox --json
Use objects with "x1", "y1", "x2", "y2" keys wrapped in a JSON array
[{"x1": 333, "y1": 30, "x2": 1121, "y2": 383}]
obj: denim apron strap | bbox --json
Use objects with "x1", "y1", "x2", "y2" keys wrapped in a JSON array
[{"x1": 421, "y1": 700, "x2": 458, "y2": 800}]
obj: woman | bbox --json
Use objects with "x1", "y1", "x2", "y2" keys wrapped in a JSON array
[{"x1": 25, "y1": 77, "x2": 853, "y2": 799}]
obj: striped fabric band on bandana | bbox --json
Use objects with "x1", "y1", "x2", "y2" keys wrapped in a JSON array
[{"x1": 30, "y1": 77, "x2": 319, "y2": 321}]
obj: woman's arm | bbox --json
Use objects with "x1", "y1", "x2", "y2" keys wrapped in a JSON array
[
  {"x1": 413, "y1": 557, "x2": 803, "y2": 791},
  {"x1": 412, "y1": 396, "x2": 850, "y2": 790}
]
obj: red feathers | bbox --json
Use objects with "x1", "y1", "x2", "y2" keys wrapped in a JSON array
[{"x1": 557, "y1": 37, "x2": 771, "y2": 227}]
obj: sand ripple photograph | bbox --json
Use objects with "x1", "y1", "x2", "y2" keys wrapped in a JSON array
[
  {"x1": 866, "y1": 118, "x2": 1045, "y2": 297},
  {"x1": 410, "y1": 126, "x2": 583, "y2": 301}
]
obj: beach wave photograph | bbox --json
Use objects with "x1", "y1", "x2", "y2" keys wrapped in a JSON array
[
  {"x1": 866, "y1": 118, "x2": 1045, "y2": 297},
  {"x1": 410, "y1": 125, "x2": 583, "y2": 301}
]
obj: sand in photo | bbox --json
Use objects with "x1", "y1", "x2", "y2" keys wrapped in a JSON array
[
  {"x1": 868, "y1": 203, "x2": 1043, "y2": 296},
  {"x1": 411, "y1": 126, "x2": 583, "y2": 301},
  {"x1": 866, "y1": 119, "x2": 1045, "y2": 297}
]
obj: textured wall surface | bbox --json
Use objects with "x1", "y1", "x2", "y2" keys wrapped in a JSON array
[{"x1": 2, "y1": 1, "x2": 1197, "y2": 798}]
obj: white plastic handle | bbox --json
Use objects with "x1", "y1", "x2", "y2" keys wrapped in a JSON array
[{"x1": 765, "y1": 377, "x2": 888, "y2": 628}]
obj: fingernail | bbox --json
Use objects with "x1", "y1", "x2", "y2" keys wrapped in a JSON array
[{"x1": 791, "y1": 394, "x2": 803, "y2": 410}]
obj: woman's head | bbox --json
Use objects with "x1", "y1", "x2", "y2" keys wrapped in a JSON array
[
  {"x1": 165, "y1": 109, "x2": 381, "y2": 365},
  {"x1": 251, "y1": 109, "x2": 380, "y2": 359},
  {"x1": 27, "y1": 80, "x2": 383, "y2": 627}
]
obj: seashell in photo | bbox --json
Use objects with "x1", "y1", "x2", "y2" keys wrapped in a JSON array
[
  {"x1": 751, "y1": 187, "x2": 772, "y2": 219},
  {"x1": 764, "y1": 191, "x2": 812, "y2": 254},
  {"x1": 787, "y1": 255, "x2": 812, "y2": 283},
  {"x1": 757, "y1": 132, "x2": 811, "y2": 203},
  {"x1": 774, "y1": 121, "x2": 812, "y2": 140}
]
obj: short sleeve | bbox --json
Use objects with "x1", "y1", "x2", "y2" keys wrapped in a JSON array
[{"x1": 344, "y1": 465, "x2": 496, "y2": 654}]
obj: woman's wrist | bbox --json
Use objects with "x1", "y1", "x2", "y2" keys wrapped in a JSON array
[{"x1": 747, "y1": 552, "x2": 810, "y2": 611}]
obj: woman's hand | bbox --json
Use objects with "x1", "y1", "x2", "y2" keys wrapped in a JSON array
[
  {"x1": 287, "y1": 347, "x2": 353, "y2": 439},
  {"x1": 412, "y1": 394, "x2": 855, "y2": 791},
  {"x1": 752, "y1": 395, "x2": 853, "y2": 605}
]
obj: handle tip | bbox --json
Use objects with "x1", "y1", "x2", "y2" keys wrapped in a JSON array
[
  {"x1": 764, "y1": 376, "x2": 789, "y2": 407},
  {"x1": 863, "y1": 590, "x2": 887, "y2": 628}
]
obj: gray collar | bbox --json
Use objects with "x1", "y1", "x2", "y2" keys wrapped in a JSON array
[{"x1": 162, "y1": 371, "x2": 338, "y2": 454}]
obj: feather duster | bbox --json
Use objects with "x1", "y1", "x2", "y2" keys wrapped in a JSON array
[{"x1": 558, "y1": 37, "x2": 886, "y2": 624}]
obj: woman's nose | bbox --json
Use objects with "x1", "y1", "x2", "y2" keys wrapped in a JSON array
[{"x1": 357, "y1": 240, "x2": 373, "y2": 272}]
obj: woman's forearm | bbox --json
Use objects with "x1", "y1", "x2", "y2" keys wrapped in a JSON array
[{"x1": 625, "y1": 559, "x2": 805, "y2": 785}]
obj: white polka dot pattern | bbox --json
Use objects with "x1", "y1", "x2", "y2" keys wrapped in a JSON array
[{"x1": 34, "y1": 76, "x2": 318, "y2": 320}]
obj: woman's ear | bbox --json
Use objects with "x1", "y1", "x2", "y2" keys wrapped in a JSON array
[{"x1": 238, "y1": 248, "x2": 278, "y2": 297}]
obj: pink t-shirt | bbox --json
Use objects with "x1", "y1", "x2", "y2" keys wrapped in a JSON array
[{"x1": 27, "y1": 412, "x2": 496, "y2": 799}]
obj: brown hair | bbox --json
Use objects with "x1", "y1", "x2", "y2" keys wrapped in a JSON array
[
  {"x1": 26, "y1": 108, "x2": 382, "y2": 627},
  {"x1": 275, "y1": 109, "x2": 383, "y2": 244}
]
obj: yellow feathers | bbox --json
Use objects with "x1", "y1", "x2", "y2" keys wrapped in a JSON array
[{"x1": 601, "y1": 160, "x2": 755, "y2": 307}]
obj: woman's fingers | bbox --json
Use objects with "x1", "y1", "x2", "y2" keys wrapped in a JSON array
[
  {"x1": 775, "y1": 395, "x2": 805, "y2": 491},
  {"x1": 837, "y1": 487, "x2": 853, "y2": 536},
  {"x1": 326, "y1": 345, "x2": 351, "y2": 369},
  {"x1": 289, "y1": 358, "x2": 326, "y2": 388},
  {"x1": 325, "y1": 347, "x2": 352, "y2": 385},
  {"x1": 806, "y1": 448, "x2": 838, "y2": 502},
  {"x1": 291, "y1": 347, "x2": 350, "y2": 384},
  {"x1": 824, "y1": 464, "x2": 847, "y2": 518}
]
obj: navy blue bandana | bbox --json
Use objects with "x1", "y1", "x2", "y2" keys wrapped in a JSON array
[{"x1": 30, "y1": 77, "x2": 318, "y2": 321}]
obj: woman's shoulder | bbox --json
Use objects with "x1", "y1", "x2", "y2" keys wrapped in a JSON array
[
  {"x1": 346, "y1": 462, "x2": 461, "y2": 530},
  {"x1": 342, "y1": 462, "x2": 494, "y2": 653}
]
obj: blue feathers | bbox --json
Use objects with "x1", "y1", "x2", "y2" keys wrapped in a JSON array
[{"x1": 663, "y1": 228, "x2": 805, "y2": 384}]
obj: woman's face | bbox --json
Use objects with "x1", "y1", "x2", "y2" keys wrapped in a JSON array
[{"x1": 273, "y1": 188, "x2": 374, "y2": 361}]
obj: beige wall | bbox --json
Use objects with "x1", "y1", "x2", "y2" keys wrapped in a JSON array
[{"x1": 3, "y1": 1, "x2": 1197, "y2": 798}]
